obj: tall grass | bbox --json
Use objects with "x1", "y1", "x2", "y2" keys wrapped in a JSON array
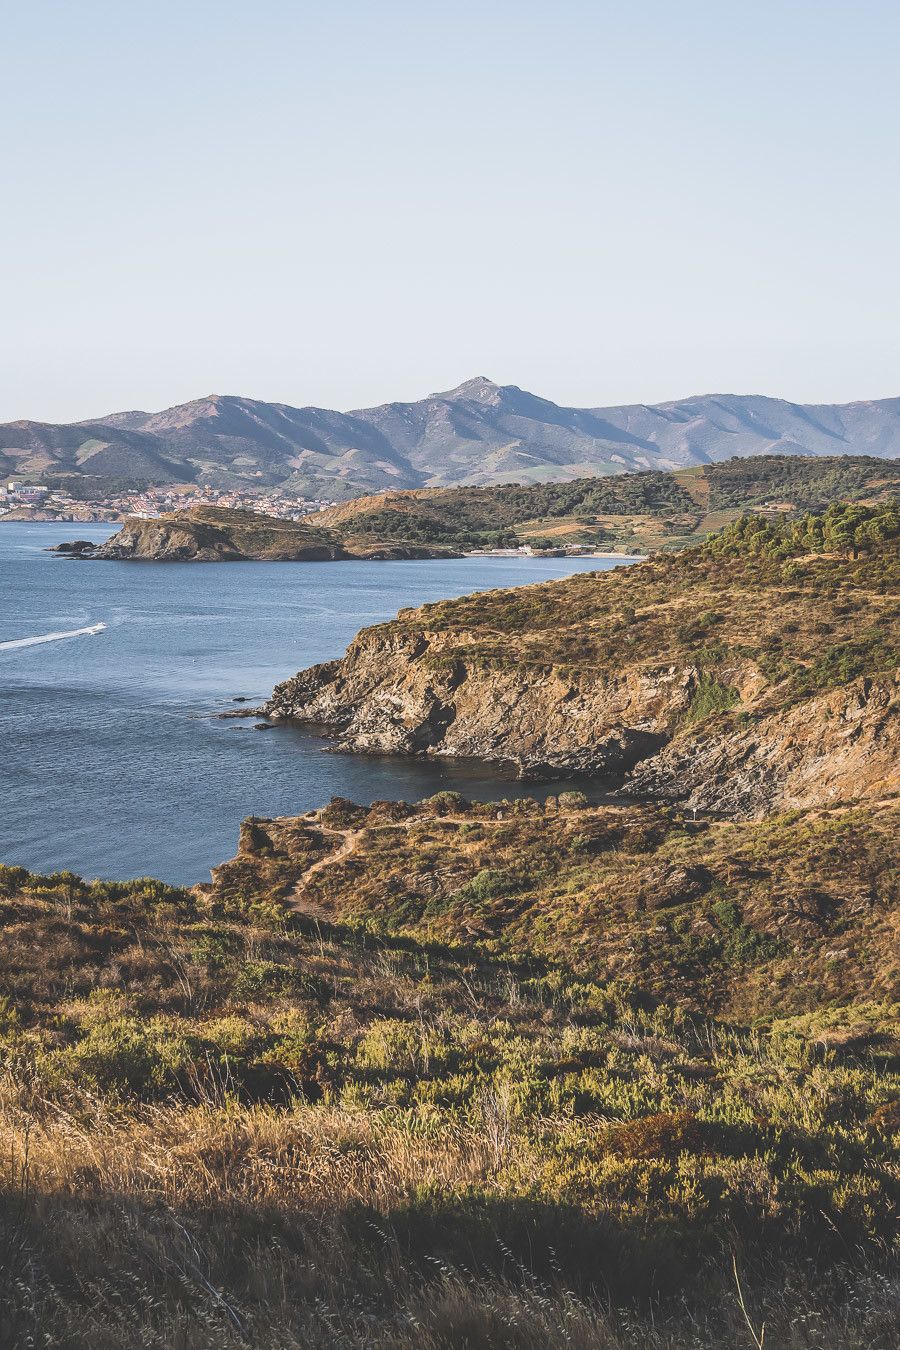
[{"x1": 1, "y1": 1084, "x2": 898, "y2": 1349}]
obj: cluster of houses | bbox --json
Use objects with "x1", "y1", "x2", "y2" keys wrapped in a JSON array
[
  {"x1": 0, "y1": 481, "x2": 336, "y2": 522},
  {"x1": 1, "y1": 482, "x2": 49, "y2": 503},
  {"x1": 124, "y1": 486, "x2": 334, "y2": 521}
]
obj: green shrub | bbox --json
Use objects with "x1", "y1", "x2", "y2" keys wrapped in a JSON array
[
  {"x1": 65, "y1": 1016, "x2": 168, "y2": 1094},
  {"x1": 454, "y1": 869, "x2": 518, "y2": 904},
  {"x1": 684, "y1": 674, "x2": 739, "y2": 725}
]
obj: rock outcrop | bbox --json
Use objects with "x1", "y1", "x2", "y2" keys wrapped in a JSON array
[
  {"x1": 264, "y1": 626, "x2": 689, "y2": 776},
  {"x1": 264, "y1": 625, "x2": 899, "y2": 815},
  {"x1": 262, "y1": 511, "x2": 900, "y2": 818},
  {"x1": 628, "y1": 674, "x2": 900, "y2": 817},
  {"x1": 59, "y1": 507, "x2": 459, "y2": 562},
  {"x1": 68, "y1": 509, "x2": 347, "y2": 561}
]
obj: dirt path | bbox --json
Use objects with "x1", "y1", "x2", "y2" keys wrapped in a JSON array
[
  {"x1": 286, "y1": 826, "x2": 365, "y2": 917},
  {"x1": 284, "y1": 811, "x2": 509, "y2": 919}
]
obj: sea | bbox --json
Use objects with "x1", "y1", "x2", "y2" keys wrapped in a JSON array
[{"x1": 1, "y1": 523, "x2": 635, "y2": 883}]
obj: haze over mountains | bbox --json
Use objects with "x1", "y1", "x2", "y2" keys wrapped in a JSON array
[{"x1": 5, "y1": 377, "x2": 900, "y2": 499}]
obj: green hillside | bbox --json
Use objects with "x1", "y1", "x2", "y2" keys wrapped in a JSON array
[
  {"x1": 319, "y1": 454, "x2": 900, "y2": 554},
  {"x1": 1, "y1": 789, "x2": 898, "y2": 1346}
]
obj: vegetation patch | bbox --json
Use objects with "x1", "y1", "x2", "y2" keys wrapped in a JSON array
[{"x1": 683, "y1": 673, "x2": 740, "y2": 725}]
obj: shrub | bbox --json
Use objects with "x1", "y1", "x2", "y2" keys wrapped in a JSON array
[
  {"x1": 454, "y1": 870, "x2": 518, "y2": 904},
  {"x1": 684, "y1": 674, "x2": 739, "y2": 725},
  {"x1": 65, "y1": 1015, "x2": 168, "y2": 1094},
  {"x1": 605, "y1": 1111, "x2": 707, "y2": 1159},
  {"x1": 356, "y1": 1019, "x2": 422, "y2": 1072},
  {"x1": 558, "y1": 791, "x2": 589, "y2": 810},
  {"x1": 321, "y1": 796, "x2": 367, "y2": 827},
  {"x1": 424, "y1": 791, "x2": 470, "y2": 816}
]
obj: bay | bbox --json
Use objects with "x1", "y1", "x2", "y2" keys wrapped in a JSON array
[{"x1": 1, "y1": 523, "x2": 635, "y2": 882}]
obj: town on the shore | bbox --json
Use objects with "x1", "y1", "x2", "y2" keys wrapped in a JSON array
[{"x1": 0, "y1": 480, "x2": 336, "y2": 524}]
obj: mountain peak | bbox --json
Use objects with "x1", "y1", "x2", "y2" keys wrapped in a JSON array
[{"x1": 434, "y1": 376, "x2": 502, "y2": 403}]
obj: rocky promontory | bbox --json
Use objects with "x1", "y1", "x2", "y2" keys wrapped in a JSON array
[
  {"x1": 55, "y1": 506, "x2": 460, "y2": 562},
  {"x1": 262, "y1": 506, "x2": 900, "y2": 818},
  {"x1": 263, "y1": 627, "x2": 689, "y2": 776}
]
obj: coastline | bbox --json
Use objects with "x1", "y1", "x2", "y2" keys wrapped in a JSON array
[
  {"x1": 3, "y1": 524, "x2": 626, "y2": 883},
  {"x1": 462, "y1": 548, "x2": 648, "y2": 560}
]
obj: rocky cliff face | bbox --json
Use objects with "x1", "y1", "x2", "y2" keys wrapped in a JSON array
[
  {"x1": 263, "y1": 522, "x2": 900, "y2": 823},
  {"x1": 629, "y1": 673, "x2": 899, "y2": 817},
  {"x1": 265, "y1": 631, "x2": 899, "y2": 815},
  {"x1": 85, "y1": 512, "x2": 347, "y2": 561},
  {"x1": 263, "y1": 626, "x2": 697, "y2": 775}
]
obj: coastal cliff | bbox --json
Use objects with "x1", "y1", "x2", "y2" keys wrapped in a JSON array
[
  {"x1": 264, "y1": 627, "x2": 696, "y2": 774},
  {"x1": 627, "y1": 672, "x2": 899, "y2": 815},
  {"x1": 58, "y1": 506, "x2": 459, "y2": 561},
  {"x1": 264, "y1": 632, "x2": 898, "y2": 816},
  {"x1": 263, "y1": 505, "x2": 900, "y2": 817},
  {"x1": 92, "y1": 510, "x2": 345, "y2": 560}
]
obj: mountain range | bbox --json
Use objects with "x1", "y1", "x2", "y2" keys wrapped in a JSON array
[{"x1": 6, "y1": 376, "x2": 900, "y2": 498}]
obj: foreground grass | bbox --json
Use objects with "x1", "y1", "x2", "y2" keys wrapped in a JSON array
[
  {"x1": 1, "y1": 839, "x2": 898, "y2": 1346},
  {"x1": 3, "y1": 1091, "x2": 898, "y2": 1348}
]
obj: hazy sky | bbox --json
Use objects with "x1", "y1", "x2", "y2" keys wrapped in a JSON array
[{"x1": 3, "y1": 0, "x2": 899, "y2": 422}]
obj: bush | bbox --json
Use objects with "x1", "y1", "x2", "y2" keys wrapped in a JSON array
[
  {"x1": 424, "y1": 791, "x2": 470, "y2": 816},
  {"x1": 558, "y1": 791, "x2": 589, "y2": 810},
  {"x1": 605, "y1": 1111, "x2": 707, "y2": 1159},
  {"x1": 684, "y1": 673, "x2": 739, "y2": 724},
  {"x1": 65, "y1": 1015, "x2": 169, "y2": 1094},
  {"x1": 321, "y1": 796, "x2": 367, "y2": 827},
  {"x1": 454, "y1": 870, "x2": 518, "y2": 904}
]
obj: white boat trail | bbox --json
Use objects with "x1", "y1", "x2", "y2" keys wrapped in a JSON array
[{"x1": 0, "y1": 622, "x2": 106, "y2": 652}]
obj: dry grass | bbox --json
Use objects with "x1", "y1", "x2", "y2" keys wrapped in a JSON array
[
  {"x1": 1, "y1": 806, "x2": 898, "y2": 1348},
  {"x1": 2, "y1": 1085, "x2": 898, "y2": 1349}
]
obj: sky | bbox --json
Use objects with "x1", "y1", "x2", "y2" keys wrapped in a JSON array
[{"x1": 3, "y1": 0, "x2": 900, "y2": 423}]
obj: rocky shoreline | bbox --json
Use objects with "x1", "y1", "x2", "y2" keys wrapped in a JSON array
[
  {"x1": 51, "y1": 507, "x2": 460, "y2": 562},
  {"x1": 259, "y1": 514, "x2": 900, "y2": 820},
  {"x1": 261, "y1": 627, "x2": 898, "y2": 818}
]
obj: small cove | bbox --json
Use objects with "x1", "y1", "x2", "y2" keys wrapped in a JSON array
[{"x1": 0, "y1": 524, "x2": 636, "y2": 882}]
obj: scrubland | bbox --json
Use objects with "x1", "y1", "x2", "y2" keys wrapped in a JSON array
[{"x1": 1, "y1": 808, "x2": 897, "y2": 1347}]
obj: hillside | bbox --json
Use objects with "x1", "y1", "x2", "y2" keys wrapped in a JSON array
[
  {"x1": 59, "y1": 506, "x2": 460, "y2": 562},
  {"x1": 318, "y1": 453, "x2": 900, "y2": 554},
  {"x1": 7, "y1": 378, "x2": 900, "y2": 497},
  {"x1": 1, "y1": 793, "x2": 897, "y2": 1345},
  {"x1": 59, "y1": 455, "x2": 900, "y2": 561},
  {"x1": 209, "y1": 795, "x2": 900, "y2": 1022},
  {"x1": 263, "y1": 502, "x2": 900, "y2": 816}
]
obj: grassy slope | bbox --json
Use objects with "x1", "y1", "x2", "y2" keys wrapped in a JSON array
[
  {"x1": 1, "y1": 835, "x2": 898, "y2": 1345},
  {"x1": 210, "y1": 798, "x2": 900, "y2": 1022},
  {"x1": 177, "y1": 506, "x2": 342, "y2": 555},
  {"x1": 318, "y1": 454, "x2": 900, "y2": 554},
  {"x1": 370, "y1": 504, "x2": 899, "y2": 718}
]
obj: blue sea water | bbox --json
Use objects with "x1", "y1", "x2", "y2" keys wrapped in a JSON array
[{"x1": 0, "y1": 524, "x2": 635, "y2": 883}]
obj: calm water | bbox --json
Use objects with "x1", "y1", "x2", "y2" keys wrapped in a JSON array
[{"x1": 0, "y1": 524, "x2": 634, "y2": 883}]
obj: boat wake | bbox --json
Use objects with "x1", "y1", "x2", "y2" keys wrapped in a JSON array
[{"x1": 0, "y1": 622, "x2": 107, "y2": 652}]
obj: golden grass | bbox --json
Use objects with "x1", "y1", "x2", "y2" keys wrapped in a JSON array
[{"x1": 2, "y1": 1080, "x2": 898, "y2": 1349}]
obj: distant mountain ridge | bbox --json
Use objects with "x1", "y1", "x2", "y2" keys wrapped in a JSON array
[{"x1": 5, "y1": 377, "x2": 900, "y2": 498}]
